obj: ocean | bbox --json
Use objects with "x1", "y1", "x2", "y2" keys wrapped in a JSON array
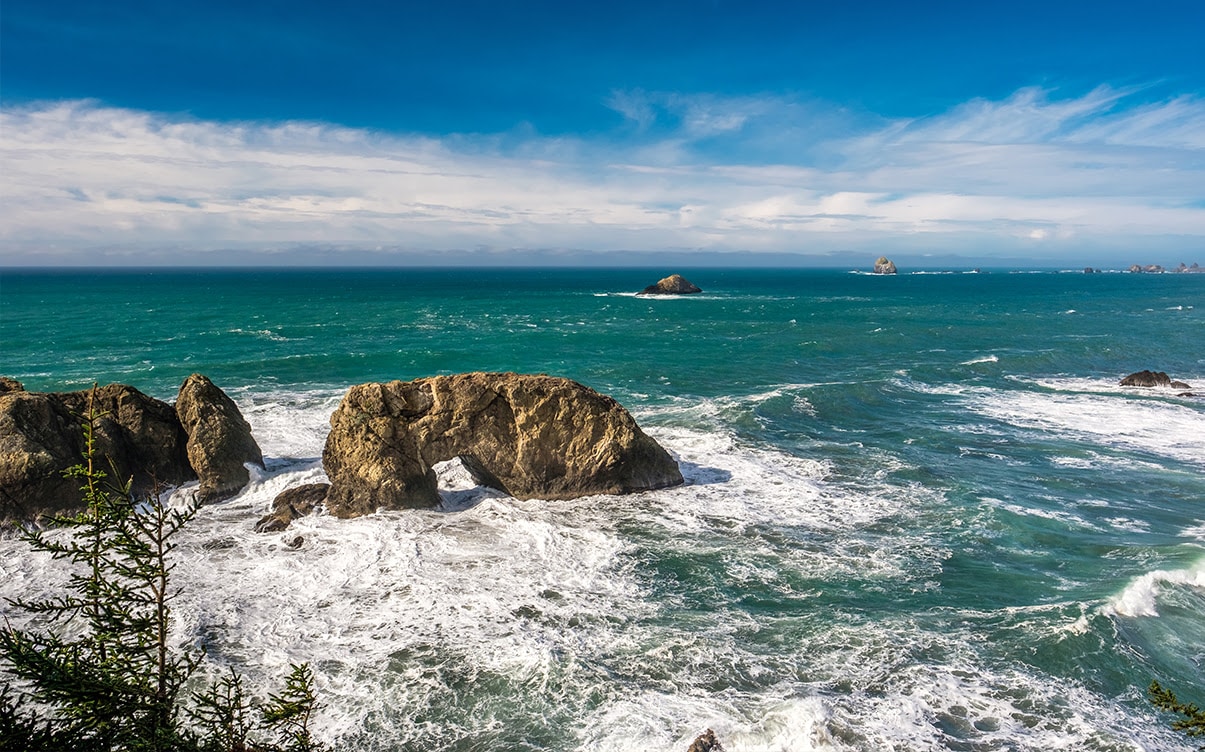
[{"x1": 1, "y1": 266, "x2": 1202, "y2": 751}]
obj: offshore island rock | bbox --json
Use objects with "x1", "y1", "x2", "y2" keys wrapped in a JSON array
[
  {"x1": 873, "y1": 256, "x2": 898, "y2": 274},
  {"x1": 176, "y1": 373, "x2": 265, "y2": 504},
  {"x1": 637, "y1": 274, "x2": 702, "y2": 296},
  {"x1": 1, "y1": 384, "x2": 194, "y2": 523},
  {"x1": 1119, "y1": 370, "x2": 1191, "y2": 389},
  {"x1": 322, "y1": 372, "x2": 684, "y2": 516}
]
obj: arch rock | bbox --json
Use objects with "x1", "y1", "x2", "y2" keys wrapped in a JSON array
[{"x1": 322, "y1": 373, "x2": 684, "y2": 516}]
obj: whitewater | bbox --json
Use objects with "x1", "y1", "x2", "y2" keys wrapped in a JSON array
[{"x1": 1, "y1": 266, "x2": 1202, "y2": 750}]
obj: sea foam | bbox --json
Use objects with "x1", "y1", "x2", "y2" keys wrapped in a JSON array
[
  {"x1": 970, "y1": 388, "x2": 1205, "y2": 466},
  {"x1": 1, "y1": 387, "x2": 1195, "y2": 750}
]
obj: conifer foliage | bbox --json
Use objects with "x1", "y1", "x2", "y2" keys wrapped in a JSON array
[
  {"x1": 1150, "y1": 680, "x2": 1205, "y2": 750},
  {"x1": 0, "y1": 391, "x2": 324, "y2": 751}
]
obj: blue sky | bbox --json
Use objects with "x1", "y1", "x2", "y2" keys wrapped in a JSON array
[{"x1": 2, "y1": 0, "x2": 1204, "y2": 266}]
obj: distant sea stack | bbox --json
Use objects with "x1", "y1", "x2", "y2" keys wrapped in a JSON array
[
  {"x1": 637, "y1": 274, "x2": 702, "y2": 296},
  {"x1": 1127, "y1": 263, "x2": 1202, "y2": 273},
  {"x1": 1119, "y1": 370, "x2": 1191, "y2": 389},
  {"x1": 873, "y1": 256, "x2": 898, "y2": 274}
]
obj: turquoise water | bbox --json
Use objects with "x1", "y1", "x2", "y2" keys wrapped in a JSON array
[{"x1": 1, "y1": 267, "x2": 1203, "y2": 750}]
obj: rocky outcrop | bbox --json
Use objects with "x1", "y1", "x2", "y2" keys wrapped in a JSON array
[
  {"x1": 1119, "y1": 370, "x2": 1191, "y2": 389},
  {"x1": 1, "y1": 384, "x2": 194, "y2": 522},
  {"x1": 0, "y1": 377, "x2": 24, "y2": 395},
  {"x1": 256, "y1": 483, "x2": 329, "y2": 532},
  {"x1": 687, "y1": 729, "x2": 724, "y2": 752},
  {"x1": 0, "y1": 376, "x2": 260, "y2": 523},
  {"x1": 873, "y1": 256, "x2": 898, "y2": 274},
  {"x1": 638, "y1": 274, "x2": 702, "y2": 295},
  {"x1": 176, "y1": 374, "x2": 264, "y2": 504},
  {"x1": 323, "y1": 373, "x2": 683, "y2": 516}
]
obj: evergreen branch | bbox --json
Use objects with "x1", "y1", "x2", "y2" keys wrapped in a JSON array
[
  {"x1": 1150, "y1": 680, "x2": 1205, "y2": 749},
  {"x1": 0, "y1": 394, "x2": 325, "y2": 750},
  {"x1": 261, "y1": 664, "x2": 325, "y2": 752}
]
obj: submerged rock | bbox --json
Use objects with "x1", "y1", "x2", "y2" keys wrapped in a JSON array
[
  {"x1": 638, "y1": 274, "x2": 702, "y2": 295},
  {"x1": 176, "y1": 373, "x2": 265, "y2": 504},
  {"x1": 873, "y1": 256, "x2": 898, "y2": 274},
  {"x1": 1119, "y1": 370, "x2": 1191, "y2": 389},
  {"x1": 322, "y1": 372, "x2": 684, "y2": 516}
]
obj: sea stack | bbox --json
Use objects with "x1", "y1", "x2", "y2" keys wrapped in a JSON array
[
  {"x1": 873, "y1": 256, "x2": 898, "y2": 274},
  {"x1": 637, "y1": 274, "x2": 702, "y2": 295}
]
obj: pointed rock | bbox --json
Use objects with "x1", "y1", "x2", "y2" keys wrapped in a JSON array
[{"x1": 176, "y1": 374, "x2": 264, "y2": 504}]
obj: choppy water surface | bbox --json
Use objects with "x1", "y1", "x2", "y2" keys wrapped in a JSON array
[{"x1": 1, "y1": 267, "x2": 1202, "y2": 750}]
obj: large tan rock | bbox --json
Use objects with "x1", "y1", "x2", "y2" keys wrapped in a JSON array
[
  {"x1": 323, "y1": 373, "x2": 683, "y2": 516},
  {"x1": 873, "y1": 256, "x2": 898, "y2": 274},
  {"x1": 1, "y1": 384, "x2": 194, "y2": 523},
  {"x1": 176, "y1": 374, "x2": 264, "y2": 504}
]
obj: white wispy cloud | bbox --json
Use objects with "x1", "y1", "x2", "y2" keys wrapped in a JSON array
[{"x1": 2, "y1": 87, "x2": 1204, "y2": 264}]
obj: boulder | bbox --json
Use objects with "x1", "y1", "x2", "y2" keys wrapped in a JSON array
[
  {"x1": 256, "y1": 483, "x2": 329, "y2": 532},
  {"x1": 1119, "y1": 370, "x2": 1192, "y2": 389},
  {"x1": 638, "y1": 274, "x2": 702, "y2": 296},
  {"x1": 176, "y1": 374, "x2": 265, "y2": 504},
  {"x1": 687, "y1": 729, "x2": 724, "y2": 752},
  {"x1": 1, "y1": 384, "x2": 194, "y2": 523},
  {"x1": 873, "y1": 256, "x2": 898, "y2": 274},
  {"x1": 323, "y1": 373, "x2": 683, "y2": 516}
]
